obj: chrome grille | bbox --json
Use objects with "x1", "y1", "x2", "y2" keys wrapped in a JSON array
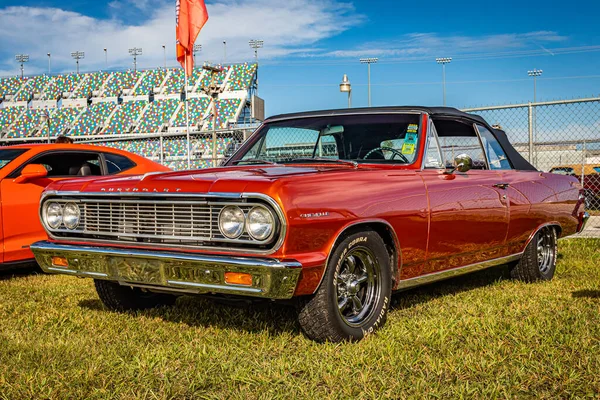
[{"x1": 44, "y1": 195, "x2": 276, "y2": 248}]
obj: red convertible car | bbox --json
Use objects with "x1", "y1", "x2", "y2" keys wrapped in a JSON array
[
  {"x1": 31, "y1": 107, "x2": 589, "y2": 342},
  {"x1": 0, "y1": 143, "x2": 169, "y2": 269}
]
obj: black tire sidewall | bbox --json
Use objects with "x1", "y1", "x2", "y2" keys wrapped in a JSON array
[
  {"x1": 325, "y1": 231, "x2": 392, "y2": 340},
  {"x1": 537, "y1": 227, "x2": 558, "y2": 280}
]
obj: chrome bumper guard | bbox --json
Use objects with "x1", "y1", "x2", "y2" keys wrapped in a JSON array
[
  {"x1": 577, "y1": 211, "x2": 590, "y2": 233},
  {"x1": 31, "y1": 241, "x2": 302, "y2": 299}
]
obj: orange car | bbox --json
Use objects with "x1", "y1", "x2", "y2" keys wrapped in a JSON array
[{"x1": 0, "y1": 143, "x2": 169, "y2": 269}]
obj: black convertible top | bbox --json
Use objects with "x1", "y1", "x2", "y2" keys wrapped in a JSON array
[{"x1": 266, "y1": 106, "x2": 536, "y2": 171}]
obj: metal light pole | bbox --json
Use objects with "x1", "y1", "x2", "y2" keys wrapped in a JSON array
[
  {"x1": 47, "y1": 53, "x2": 51, "y2": 74},
  {"x1": 15, "y1": 54, "x2": 29, "y2": 78},
  {"x1": 528, "y1": 69, "x2": 543, "y2": 167},
  {"x1": 223, "y1": 41, "x2": 227, "y2": 63},
  {"x1": 359, "y1": 57, "x2": 378, "y2": 107},
  {"x1": 436, "y1": 57, "x2": 452, "y2": 106},
  {"x1": 249, "y1": 39, "x2": 263, "y2": 63},
  {"x1": 340, "y1": 74, "x2": 352, "y2": 108},
  {"x1": 39, "y1": 110, "x2": 50, "y2": 143},
  {"x1": 71, "y1": 51, "x2": 85, "y2": 74},
  {"x1": 249, "y1": 39, "x2": 263, "y2": 93},
  {"x1": 103, "y1": 48, "x2": 107, "y2": 68},
  {"x1": 193, "y1": 44, "x2": 202, "y2": 59},
  {"x1": 528, "y1": 69, "x2": 543, "y2": 102},
  {"x1": 129, "y1": 47, "x2": 142, "y2": 73},
  {"x1": 162, "y1": 45, "x2": 166, "y2": 69}
]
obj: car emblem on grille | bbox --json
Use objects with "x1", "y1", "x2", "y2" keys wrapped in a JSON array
[{"x1": 100, "y1": 188, "x2": 182, "y2": 192}]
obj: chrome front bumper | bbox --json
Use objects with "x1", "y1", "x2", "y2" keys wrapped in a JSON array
[{"x1": 31, "y1": 241, "x2": 302, "y2": 299}]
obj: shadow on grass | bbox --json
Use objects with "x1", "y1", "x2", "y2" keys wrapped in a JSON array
[
  {"x1": 572, "y1": 289, "x2": 600, "y2": 299},
  {"x1": 0, "y1": 265, "x2": 41, "y2": 281},
  {"x1": 391, "y1": 264, "x2": 510, "y2": 310},
  {"x1": 78, "y1": 265, "x2": 511, "y2": 337}
]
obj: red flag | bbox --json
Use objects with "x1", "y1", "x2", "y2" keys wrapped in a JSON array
[{"x1": 176, "y1": 0, "x2": 209, "y2": 77}]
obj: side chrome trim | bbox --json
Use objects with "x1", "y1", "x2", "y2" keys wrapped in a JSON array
[
  {"x1": 313, "y1": 219, "x2": 402, "y2": 294},
  {"x1": 39, "y1": 191, "x2": 287, "y2": 256},
  {"x1": 523, "y1": 222, "x2": 562, "y2": 250},
  {"x1": 395, "y1": 253, "x2": 523, "y2": 291}
]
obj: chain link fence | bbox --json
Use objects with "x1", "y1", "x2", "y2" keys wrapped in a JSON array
[
  {"x1": 82, "y1": 128, "x2": 253, "y2": 170},
  {"x1": 463, "y1": 98, "x2": 600, "y2": 215}
]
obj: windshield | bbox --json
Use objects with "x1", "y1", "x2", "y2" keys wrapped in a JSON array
[
  {"x1": 0, "y1": 148, "x2": 28, "y2": 170},
  {"x1": 232, "y1": 114, "x2": 422, "y2": 165}
]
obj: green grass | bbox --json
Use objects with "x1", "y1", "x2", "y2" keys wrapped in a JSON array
[{"x1": 1, "y1": 239, "x2": 600, "y2": 399}]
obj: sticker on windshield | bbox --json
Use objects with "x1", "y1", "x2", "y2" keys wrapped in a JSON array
[
  {"x1": 405, "y1": 132, "x2": 418, "y2": 144},
  {"x1": 402, "y1": 143, "x2": 415, "y2": 154},
  {"x1": 407, "y1": 124, "x2": 419, "y2": 133}
]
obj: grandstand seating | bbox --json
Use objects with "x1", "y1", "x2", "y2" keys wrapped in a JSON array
[
  {"x1": 134, "y1": 69, "x2": 167, "y2": 95},
  {"x1": 227, "y1": 63, "x2": 257, "y2": 91},
  {"x1": 136, "y1": 98, "x2": 179, "y2": 133},
  {"x1": 5, "y1": 108, "x2": 45, "y2": 138},
  {"x1": 97, "y1": 139, "x2": 160, "y2": 158},
  {"x1": 0, "y1": 77, "x2": 24, "y2": 98},
  {"x1": 205, "y1": 98, "x2": 242, "y2": 130},
  {"x1": 37, "y1": 107, "x2": 82, "y2": 137},
  {"x1": 162, "y1": 68, "x2": 184, "y2": 94},
  {"x1": 198, "y1": 65, "x2": 228, "y2": 91},
  {"x1": 102, "y1": 70, "x2": 138, "y2": 97},
  {"x1": 172, "y1": 97, "x2": 210, "y2": 128},
  {"x1": 73, "y1": 72, "x2": 109, "y2": 98},
  {"x1": 102, "y1": 100, "x2": 147, "y2": 134},
  {"x1": 13, "y1": 75, "x2": 49, "y2": 101},
  {"x1": 43, "y1": 74, "x2": 83, "y2": 99},
  {"x1": 69, "y1": 102, "x2": 116, "y2": 136},
  {"x1": 0, "y1": 107, "x2": 24, "y2": 134}
]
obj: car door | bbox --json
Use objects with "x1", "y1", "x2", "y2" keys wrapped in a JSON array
[
  {"x1": 418, "y1": 118, "x2": 510, "y2": 275},
  {"x1": 0, "y1": 150, "x2": 104, "y2": 263}
]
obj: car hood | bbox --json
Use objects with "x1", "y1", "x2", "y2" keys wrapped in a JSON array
[{"x1": 48, "y1": 164, "x2": 412, "y2": 194}]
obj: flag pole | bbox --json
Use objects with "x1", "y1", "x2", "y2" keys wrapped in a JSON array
[{"x1": 185, "y1": 56, "x2": 191, "y2": 170}]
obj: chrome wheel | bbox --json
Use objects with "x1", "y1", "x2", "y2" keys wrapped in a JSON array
[
  {"x1": 537, "y1": 226, "x2": 556, "y2": 274},
  {"x1": 336, "y1": 247, "x2": 381, "y2": 327}
]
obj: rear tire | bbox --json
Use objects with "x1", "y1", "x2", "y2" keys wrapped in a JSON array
[
  {"x1": 94, "y1": 280, "x2": 177, "y2": 312},
  {"x1": 510, "y1": 226, "x2": 557, "y2": 282},
  {"x1": 298, "y1": 230, "x2": 392, "y2": 342}
]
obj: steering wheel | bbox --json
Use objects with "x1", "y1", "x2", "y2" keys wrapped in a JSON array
[{"x1": 363, "y1": 146, "x2": 409, "y2": 163}]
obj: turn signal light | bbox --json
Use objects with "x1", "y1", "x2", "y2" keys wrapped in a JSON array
[
  {"x1": 224, "y1": 272, "x2": 252, "y2": 286},
  {"x1": 52, "y1": 256, "x2": 69, "y2": 267}
]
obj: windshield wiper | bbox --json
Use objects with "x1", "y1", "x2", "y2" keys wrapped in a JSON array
[
  {"x1": 288, "y1": 157, "x2": 358, "y2": 168},
  {"x1": 231, "y1": 159, "x2": 278, "y2": 165}
]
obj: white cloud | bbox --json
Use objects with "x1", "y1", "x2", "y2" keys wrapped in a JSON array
[
  {"x1": 322, "y1": 31, "x2": 568, "y2": 59},
  {"x1": 0, "y1": 0, "x2": 363, "y2": 75}
]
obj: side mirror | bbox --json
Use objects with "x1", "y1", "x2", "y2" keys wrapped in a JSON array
[
  {"x1": 14, "y1": 164, "x2": 48, "y2": 184},
  {"x1": 454, "y1": 154, "x2": 473, "y2": 173},
  {"x1": 444, "y1": 154, "x2": 473, "y2": 174}
]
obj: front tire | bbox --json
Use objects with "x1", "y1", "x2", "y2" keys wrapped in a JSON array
[
  {"x1": 298, "y1": 230, "x2": 392, "y2": 342},
  {"x1": 510, "y1": 226, "x2": 558, "y2": 282},
  {"x1": 94, "y1": 280, "x2": 177, "y2": 312}
]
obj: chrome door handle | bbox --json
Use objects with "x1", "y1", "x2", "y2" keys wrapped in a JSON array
[{"x1": 493, "y1": 183, "x2": 510, "y2": 189}]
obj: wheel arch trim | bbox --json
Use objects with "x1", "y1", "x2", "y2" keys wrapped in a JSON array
[
  {"x1": 522, "y1": 222, "x2": 562, "y2": 252},
  {"x1": 312, "y1": 219, "x2": 402, "y2": 294}
]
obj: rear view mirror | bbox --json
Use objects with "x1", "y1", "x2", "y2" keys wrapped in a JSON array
[
  {"x1": 320, "y1": 125, "x2": 344, "y2": 136},
  {"x1": 14, "y1": 164, "x2": 48, "y2": 184}
]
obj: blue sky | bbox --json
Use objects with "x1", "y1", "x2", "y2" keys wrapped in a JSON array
[{"x1": 1, "y1": 0, "x2": 600, "y2": 116}]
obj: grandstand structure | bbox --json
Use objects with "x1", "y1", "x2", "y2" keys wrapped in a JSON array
[{"x1": 0, "y1": 63, "x2": 261, "y2": 169}]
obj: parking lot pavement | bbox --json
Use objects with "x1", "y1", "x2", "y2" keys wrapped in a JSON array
[{"x1": 578, "y1": 216, "x2": 600, "y2": 238}]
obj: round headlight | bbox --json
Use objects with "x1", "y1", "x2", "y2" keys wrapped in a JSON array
[
  {"x1": 63, "y1": 202, "x2": 80, "y2": 230},
  {"x1": 246, "y1": 206, "x2": 274, "y2": 241},
  {"x1": 46, "y1": 202, "x2": 63, "y2": 229},
  {"x1": 218, "y1": 205, "x2": 245, "y2": 239}
]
